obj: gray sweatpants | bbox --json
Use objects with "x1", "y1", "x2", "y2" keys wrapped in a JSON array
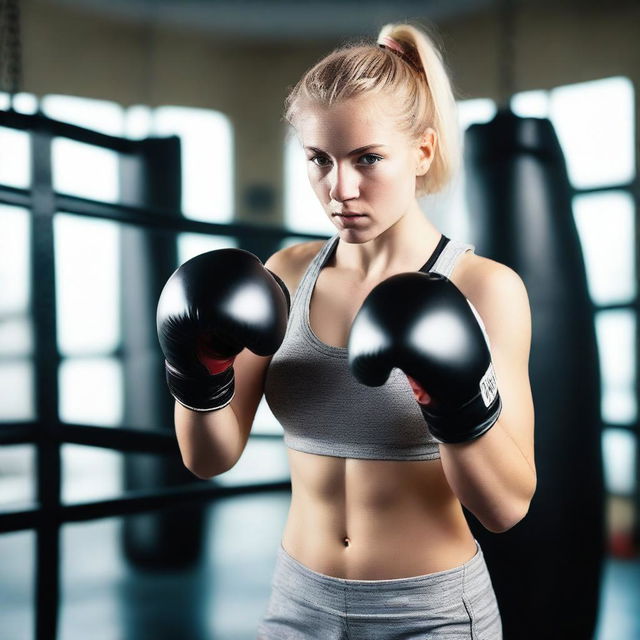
[{"x1": 256, "y1": 538, "x2": 502, "y2": 639}]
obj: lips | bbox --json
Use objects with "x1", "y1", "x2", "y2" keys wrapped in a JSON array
[{"x1": 333, "y1": 212, "x2": 369, "y2": 228}]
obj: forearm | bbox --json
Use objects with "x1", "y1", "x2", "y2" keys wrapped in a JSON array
[
  {"x1": 438, "y1": 418, "x2": 536, "y2": 533},
  {"x1": 174, "y1": 401, "x2": 243, "y2": 479}
]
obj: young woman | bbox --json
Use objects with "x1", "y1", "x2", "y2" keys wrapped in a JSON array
[{"x1": 162, "y1": 21, "x2": 535, "y2": 640}]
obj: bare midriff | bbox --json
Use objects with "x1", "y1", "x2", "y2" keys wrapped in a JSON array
[{"x1": 281, "y1": 447, "x2": 479, "y2": 580}]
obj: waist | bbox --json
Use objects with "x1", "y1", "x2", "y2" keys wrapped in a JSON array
[{"x1": 281, "y1": 492, "x2": 476, "y2": 580}]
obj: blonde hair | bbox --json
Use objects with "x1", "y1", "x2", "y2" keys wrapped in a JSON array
[{"x1": 283, "y1": 21, "x2": 461, "y2": 197}]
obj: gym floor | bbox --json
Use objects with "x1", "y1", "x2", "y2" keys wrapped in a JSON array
[{"x1": 1, "y1": 491, "x2": 638, "y2": 640}]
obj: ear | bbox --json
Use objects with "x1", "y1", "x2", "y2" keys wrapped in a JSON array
[{"x1": 416, "y1": 127, "x2": 437, "y2": 176}]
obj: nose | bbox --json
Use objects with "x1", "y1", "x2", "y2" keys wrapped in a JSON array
[{"x1": 328, "y1": 163, "x2": 360, "y2": 204}]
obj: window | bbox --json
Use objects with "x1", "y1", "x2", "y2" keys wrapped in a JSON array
[{"x1": 0, "y1": 91, "x2": 289, "y2": 515}]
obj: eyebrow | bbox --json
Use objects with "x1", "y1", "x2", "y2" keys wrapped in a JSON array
[{"x1": 304, "y1": 144, "x2": 388, "y2": 156}]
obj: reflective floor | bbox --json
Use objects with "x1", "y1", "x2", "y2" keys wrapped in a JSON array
[{"x1": 0, "y1": 491, "x2": 638, "y2": 640}]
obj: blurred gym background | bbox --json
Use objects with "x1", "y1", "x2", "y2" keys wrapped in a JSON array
[{"x1": 0, "y1": 0, "x2": 638, "y2": 638}]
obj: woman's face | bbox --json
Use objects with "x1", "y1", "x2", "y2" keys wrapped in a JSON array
[{"x1": 296, "y1": 94, "x2": 434, "y2": 243}]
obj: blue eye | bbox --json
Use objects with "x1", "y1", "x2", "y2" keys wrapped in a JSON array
[
  {"x1": 360, "y1": 154, "x2": 383, "y2": 166},
  {"x1": 309, "y1": 153, "x2": 382, "y2": 167},
  {"x1": 309, "y1": 155, "x2": 330, "y2": 167}
]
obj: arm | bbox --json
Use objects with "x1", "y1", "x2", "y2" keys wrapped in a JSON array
[
  {"x1": 173, "y1": 248, "x2": 293, "y2": 479},
  {"x1": 175, "y1": 401, "x2": 242, "y2": 479},
  {"x1": 438, "y1": 264, "x2": 536, "y2": 533},
  {"x1": 348, "y1": 259, "x2": 536, "y2": 534},
  {"x1": 174, "y1": 349, "x2": 272, "y2": 479}
]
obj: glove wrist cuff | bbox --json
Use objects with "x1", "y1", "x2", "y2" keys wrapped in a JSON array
[
  {"x1": 164, "y1": 361, "x2": 235, "y2": 412},
  {"x1": 421, "y1": 393, "x2": 502, "y2": 444}
]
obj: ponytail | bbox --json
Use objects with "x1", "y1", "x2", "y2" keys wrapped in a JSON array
[{"x1": 283, "y1": 20, "x2": 461, "y2": 196}]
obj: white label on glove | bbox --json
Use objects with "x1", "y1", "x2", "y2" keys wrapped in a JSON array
[{"x1": 480, "y1": 362, "x2": 498, "y2": 407}]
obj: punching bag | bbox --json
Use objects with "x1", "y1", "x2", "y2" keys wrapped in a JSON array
[{"x1": 462, "y1": 109, "x2": 606, "y2": 639}]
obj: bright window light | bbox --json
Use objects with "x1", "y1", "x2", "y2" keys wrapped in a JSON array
[
  {"x1": 602, "y1": 428, "x2": 637, "y2": 495},
  {"x1": 0, "y1": 361, "x2": 33, "y2": 421},
  {"x1": 54, "y1": 213, "x2": 120, "y2": 355},
  {"x1": 177, "y1": 233, "x2": 238, "y2": 268},
  {"x1": 51, "y1": 138, "x2": 119, "y2": 202},
  {"x1": 510, "y1": 90, "x2": 550, "y2": 119},
  {"x1": 58, "y1": 357, "x2": 123, "y2": 426},
  {"x1": 0, "y1": 91, "x2": 38, "y2": 114},
  {"x1": 573, "y1": 191, "x2": 635, "y2": 306},
  {"x1": 0, "y1": 205, "x2": 30, "y2": 315},
  {"x1": 284, "y1": 126, "x2": 334, "y2": 235},
  {"x1": 424, "y1": 98, "x2": 498, "y2": 241},
  {"x1": 549, "y1": 76, "x2": 635, "y2": 189},
  {"x1": 595, "y1": 309, "x2": 636, "y2": 425},
  {"x1": 457, "y1": 98, "x2": 497, "y2": 132},
  {"x1": 43, "y1": 95, "x2": 122, "y2": 202},
  {"x1": 153, "y1": 106, "x2": 234, "y2": 223},
  {"x1": 0, "y1": 126, "x2": 30, "y2": 188},
  {"x1": 41, "y1": 94, "x2": 124, "y2": 136}
]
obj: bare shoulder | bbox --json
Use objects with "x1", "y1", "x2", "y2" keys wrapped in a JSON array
[
  {"x1": 455, "y1": 252, "x2": 532, "y2": 352},
  {"x1": 454, "y1": 251, "x2": 527, "y2": 302},
  {"x1": 264, "y1": 239, "x2": 327, "y2": 298}
]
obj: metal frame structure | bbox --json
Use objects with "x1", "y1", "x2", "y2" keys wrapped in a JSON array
[{"x1": 0, "y1": 107, "x2": 328, "y2": 639}]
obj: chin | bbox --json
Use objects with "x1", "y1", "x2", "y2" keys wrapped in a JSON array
[{"x1": 337, "y1": 228, "x2": 376, "y2": 244}]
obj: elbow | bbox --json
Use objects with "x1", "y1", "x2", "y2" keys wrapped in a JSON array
[
  {"x1": 487, "y1": 474, "x2": 537, "y2": 534},
  {"x1": 189, "y1": 465, "x2": 228, "y2": 480},
  {"x1": 483, "y1": 516, "x2": 522, "y2": 534},
  {"x1": 481, "y1": 499, "x2": 533, "y2": 534},
  {"x1": 190, "y1": 468, "x2": 216, "y2": 480},
  {"x1": 184, "y1": 458, "x2": 234, "y2": 480},
  {"x1": 179, "y1": 444, "x2": 242, "y2": 478}
]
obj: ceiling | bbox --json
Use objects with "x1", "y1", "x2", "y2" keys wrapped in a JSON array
[{"x1": 48, "y1": 0, "x2": 506, "y2": 42}]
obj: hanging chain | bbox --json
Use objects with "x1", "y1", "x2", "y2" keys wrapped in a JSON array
[{"x1": 0, "y1": 0, "x2": 23, "y2": 108}]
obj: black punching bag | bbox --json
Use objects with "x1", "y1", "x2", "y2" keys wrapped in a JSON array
[{"x1": 462, "y1": 109, "x2": 606, "y2": 639}]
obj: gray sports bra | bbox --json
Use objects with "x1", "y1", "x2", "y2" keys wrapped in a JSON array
[{"x1": 263, "y1": 233, "x2": 475, "y2": 461}]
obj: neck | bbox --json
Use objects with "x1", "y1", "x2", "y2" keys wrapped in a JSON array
[{"x1": 334, "y1": 203, "x2": 442, "y2": 280}]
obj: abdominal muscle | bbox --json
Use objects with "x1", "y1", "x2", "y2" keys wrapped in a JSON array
[{"x1": 281, "y1": 447, "x2": 478, "y2": 580}]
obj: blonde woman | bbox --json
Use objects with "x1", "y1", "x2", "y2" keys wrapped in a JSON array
[{"x1": 160, "y1": 20, "x2": 535, "y2": 640}]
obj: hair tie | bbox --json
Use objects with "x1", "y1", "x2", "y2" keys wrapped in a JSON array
[{"x1": 377, "y1": 35, "x2": 422, "y2": 73}]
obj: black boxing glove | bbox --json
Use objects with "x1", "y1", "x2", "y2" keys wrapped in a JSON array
[
  {"x1": 347, "y1": 271, "x2": 501, "y2": 443},
  {"x1": 156, "y1": 248, "x2": 290, "y2": 412}
]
